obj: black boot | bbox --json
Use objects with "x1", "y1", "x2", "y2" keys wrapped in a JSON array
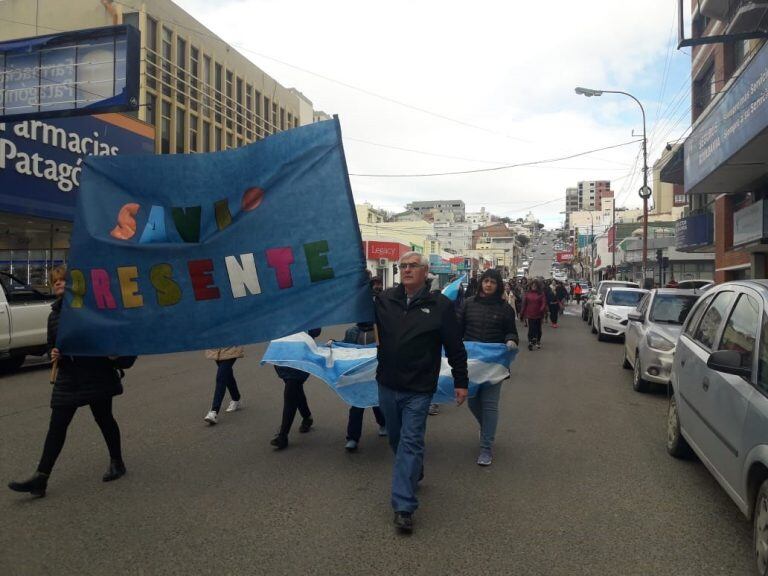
[
  {"x1": 270, "y1": 434, "x2": 288, "y2": 450},
  {"x1": 299, "y1": 417, "x2": 313, "y2": 433},
  {"x1": 8, "y1": 472, "x2": 48, "y2": 497},
  {"x1": 102, "y1": 459, "x2": 126, "y2": 482}
]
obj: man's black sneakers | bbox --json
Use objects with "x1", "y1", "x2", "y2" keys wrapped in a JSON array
[{"x1": 394, "y1": 511, "x2": 413, "y2": 533}]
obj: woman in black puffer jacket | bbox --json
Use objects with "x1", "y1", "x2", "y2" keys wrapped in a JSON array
[
  {"x1": 8, "y1": 266, "x2": 128, "y2": 498},
  {"x1": 457, "y1": 268, "x2": 518, "y2": 467}
]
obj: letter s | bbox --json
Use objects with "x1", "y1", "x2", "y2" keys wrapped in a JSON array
[{"x1": 110, "y1": 203, "x2": 140, "y2": 240}]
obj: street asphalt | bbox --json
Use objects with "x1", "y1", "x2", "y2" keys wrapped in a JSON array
[{"x1": 0, "y1": 256, "x2": 757, "y2": 575}]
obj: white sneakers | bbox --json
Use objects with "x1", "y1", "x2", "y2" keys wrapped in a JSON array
[
  {"x1": 204, "y1": 410, "x2": 218, "y2": 425},
  {"x1": 204, "y1": 401, "x2": 241, "y2": 425}
]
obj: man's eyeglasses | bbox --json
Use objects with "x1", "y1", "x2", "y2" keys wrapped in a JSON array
[{"x1": 399, "y1": 263, "x2": 425, "y2": 270}]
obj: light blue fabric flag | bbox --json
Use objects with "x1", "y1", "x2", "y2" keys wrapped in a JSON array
[
  {"x1": 261, "y1": 332, "x2": 516, "y2": 408},
  {"x1": 441, "y1": 273, "x2": 467, "y2": 301},
  {"x1": 57, "y1": 118, "x2": 373, "y2": 355}
]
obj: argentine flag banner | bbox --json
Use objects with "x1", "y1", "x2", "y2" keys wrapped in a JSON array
[
  {"x1": 262, "y1": 333, "x2": 517, "y2": 408},
  {"x1": 57, "y1": 118, "x2": 374, "y2": 355}
]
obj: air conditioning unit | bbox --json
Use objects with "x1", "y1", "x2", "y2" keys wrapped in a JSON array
[
  {"x1": 727, "y1": 0, "x2": 768, "y2": 33},
  {"x1": 378, "y1": 258, "x2": 388, "y2": 267},
  {"x1": 700, "y1": 0, "x2": 730, "y2": 20}
]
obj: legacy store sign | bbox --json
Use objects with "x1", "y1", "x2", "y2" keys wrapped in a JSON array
[{"x1": 0, "y1": 114, "x2": 153, "y2": 221}]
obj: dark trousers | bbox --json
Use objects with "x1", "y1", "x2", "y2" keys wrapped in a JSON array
[
  {"x1": 211, "y1": 358, "x2": 241, "y2": 412},
  {"x1": 346, "y1": 406, "x2": 386, "y2": 442},
  {"x1": 549, "y1": 303, "x2": 560, "y2": 324},
  {"x1": 527, "y1": 318, "x2": 543, "y2": 344},
  {"x1": 279, "y1": 378, "x2": 311, "y2": 436},
  {"x1": 38, "y1": 398, "x2": 122, "y2": 475}
]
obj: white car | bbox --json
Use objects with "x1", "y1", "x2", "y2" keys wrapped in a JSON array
[{"x1": 593, "y1": 287, "x2": 648, "y2": 341}]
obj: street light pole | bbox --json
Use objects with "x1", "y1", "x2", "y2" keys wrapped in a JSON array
[{"x1": 575, "y1": 87, "x2": 650, "y2": 282}]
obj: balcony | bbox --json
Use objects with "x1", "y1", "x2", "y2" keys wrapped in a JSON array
[
  {"x1": 727, "y1": 1, "x2": 768, "y2": 33},
  {"x1": 676, "y1": 211, "x2": 715, "y2": 252}
]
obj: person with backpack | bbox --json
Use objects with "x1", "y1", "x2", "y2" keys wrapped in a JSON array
[
  {"x1": 202, "y1": 346, "x2": 244, "y2": 425},
  {"x1": 457, "y1": 269, "x2": 518, "y2": 466},
  {"x1": 8, "y1": 266, "x2": 134, "y2": 498}
]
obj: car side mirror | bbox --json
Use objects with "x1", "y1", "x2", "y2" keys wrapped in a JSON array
[
  {"x1": 706, "y1": 349, "x2": 752, "y2": 379},
  {"x1": 627, "y1": 311, "x2": 643, "y2": 322}
]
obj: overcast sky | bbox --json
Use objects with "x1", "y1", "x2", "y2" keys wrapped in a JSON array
[{"x1": 174, "y1": 0, "x2": 692, "y2": 228}]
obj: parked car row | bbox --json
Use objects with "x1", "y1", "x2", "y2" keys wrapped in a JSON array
[{"x1": 583, "y1": 278, "x2": 768, "y2": 574}]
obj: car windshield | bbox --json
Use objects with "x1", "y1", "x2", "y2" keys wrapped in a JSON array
[
  {"x1": 649, "y1": 294, "x2": 699, "y2": 324},
  {"x1": 599, "y1": 282, "x2": 637, "y2": 297},
  {"x1": 606, "y1": 290, "x2": 645, "y2": 306}
]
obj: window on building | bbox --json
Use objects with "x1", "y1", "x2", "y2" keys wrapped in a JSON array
[
  {"x1": 203, "y1": 55, "x2": 211, "y2": 117},
  {"x1": 272, "y1": 102, "x2": 278, "y2": 132},
  {"x1": 146, "y1": 17, "x2": 158, "y2": 89},
  {"x1": 255, "y1": 91, "x2": 262, "y2": 137},
  {"x1": 287, "y1": 112, "x2": 292, "y2": 129},
  {"x1": 203, "y1": 120, "x2": 211, "y2": 152},
  {"x1": 263, "y1": 97, "x2": 271, "y2": 134},
  {"x1": 161, "y1": 100, "x2": 171, "y2": 154},
  {"x1": 215, "y1": 126, "x2": 222, "y2": 151},
  {"x1": 214, "y1": 63, "x2": 222, "y2": 123},
  {"x1": 245, "y1": 84, "x2": 253, "y2": 140},
  {"x1": 226, "y1": 132, "x2": 233, "y2": 149},
  {"x1": 190, "y1": 46, "x2": 199, "y2": 112},
  {"x1": 280, "y1": 107, "x2": 285, "y2": 131},
  {"x1": 694, "y1": 62, "x2": 716, "y2": 119},
  {"x1": 236, "y1": 78, "x2": 243, "y2": 135},
  {"x1": 225, "y1": 71, "x2": 233, "y2": 130},
  {"x1": 189, "y1": 113, "x2": 198, "y2": 152},
  {"x1": 176, "y1": 36, "x2": 186, "y2": 105},
  {"x1": 161, "y1": 27, "x2": 172, "y2": 97},
  {"x1": 175, "y1": 107, "x2": 185, "y2": 153},
  {"x1": 144, "y1": 91, "x2": 156, "y2": 128}
]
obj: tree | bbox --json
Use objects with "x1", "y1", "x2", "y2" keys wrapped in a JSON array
[{"x1": 516, "y1": 234, "x2": 530, "y2": 247}]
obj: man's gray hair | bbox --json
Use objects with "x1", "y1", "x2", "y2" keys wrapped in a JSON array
[{"x1": 399, "y1": 251, "x2": 429, "y2": 267}]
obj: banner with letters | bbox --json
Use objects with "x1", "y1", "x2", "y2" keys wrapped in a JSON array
[{"x1": 57, "y1": 118, "x2": 373, "y2": 355}]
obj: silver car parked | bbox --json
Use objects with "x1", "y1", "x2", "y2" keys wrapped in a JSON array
[
  {"x1": 623, "y1": 289, "x2": 700, "y2": 392},
  {"x1": 666, "y1": 280, "x2": 768, "y2": 575}
]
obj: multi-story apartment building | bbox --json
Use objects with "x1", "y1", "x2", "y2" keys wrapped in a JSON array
[
  {"x1": 576, "y1": 180, "x2": 611, "y2": 211},
  {"x1": 406, "y1": 200, "x2": 466, "y2": 223},
  {"x1": 433, "y1": 221, "x2": 473, "y2": 253},
  {"x1": 660, "y1": 1, "x2": 767, "y2": 282}
]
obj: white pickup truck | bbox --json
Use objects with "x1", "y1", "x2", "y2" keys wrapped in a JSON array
[{"x1": 0, "y1": 272, "x2": 55, "y2": 372}]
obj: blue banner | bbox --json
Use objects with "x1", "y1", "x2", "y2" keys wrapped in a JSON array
[{"x1": 57, "y1": 118, "x2": 373, "y2": 355}]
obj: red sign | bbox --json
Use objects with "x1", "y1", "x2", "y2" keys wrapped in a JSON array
[
  {"x1": 366, "y1": 241, "x2": 409, "y2": 261},
  {"x1": 556, "y1": 251, "x2": 574, "y2": 263}
]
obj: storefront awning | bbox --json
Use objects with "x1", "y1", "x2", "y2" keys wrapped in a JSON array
[
  {"x1": 684, "y1": 42, "x2": 768, "y2": 195},
  {"x1": 659, "y1": 144, "x2": 684, "y2": 185}
]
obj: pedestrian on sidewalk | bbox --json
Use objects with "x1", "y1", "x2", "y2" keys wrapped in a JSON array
[
  {"x1": 457, "y1": 269, "x2": 518, "y2": 466},
  {"x1": 270, "y1": 328, "x2": 322, "y2": 450},
  {"x1": 521, "y1": 279, "x2": 547, "y2": 350},
  {"x1": 546, "y1": 281, "x2": 560, "y2": 328},
  {"x1": 375, "y1": 251, "x2": 468, "y2": 534},
  {"x1": 8, "y1": 266, "x2": 133, "y2": 498},
  {"x1": 556, "y1": 281, "x2": 569, "y2": 315},
  {"x1": 574, "y1": 282, "x2": 583, "y2": 304},
  {"x1": 203, "y1": 347, "x2": 244, "y2": 425}
]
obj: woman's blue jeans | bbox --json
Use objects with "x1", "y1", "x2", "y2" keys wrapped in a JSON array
[{"x1": 468, "y1": 382, "x2": 502, "y2": 450}]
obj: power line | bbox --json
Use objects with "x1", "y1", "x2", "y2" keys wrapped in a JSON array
[{"x1": 348, "y1": 139, "x2": 642, "y2": 178}]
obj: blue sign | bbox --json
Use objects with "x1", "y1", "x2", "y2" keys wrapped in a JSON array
[
  {"x1": 430, "y1": 264, "x2": 452, "y2": 274},
  {"x1": 0, "y1": 114, "x2": 154, "y2": 220},
  {"x1": 685, "y1": 42, "x2": 768, "y2": 193},
  {"x1": 676, "y1": 212, "x2": 714, "y2": 250},
  {"x1": 0, "y1": 25, "x2": 140, "y2": 121},
  {"x1": 57, "y1": 118, "x2": 374, "y2": 356}
]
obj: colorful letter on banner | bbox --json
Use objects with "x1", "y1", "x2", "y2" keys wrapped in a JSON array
[{"x1": 57, "y1": 118, "x2": 373, "y2": 355}]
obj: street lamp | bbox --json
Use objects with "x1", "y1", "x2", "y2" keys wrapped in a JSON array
[{"x1": 574, "y1": 86, "x2": 650, "y2": 282}]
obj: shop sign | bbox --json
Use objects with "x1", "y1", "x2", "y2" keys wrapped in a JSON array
[
  {"x1": 0, "y1": 25, "x2": 140, "y2": 121},
  {"x1": 733, "y1": 200, "x2": 768, "y2": 247},
  {"x1": 366, "y1": 241, "x2": 407, "y2": 261},
  {"x1": 556, "y1": 251, "x2": 573, "y2": 263},
  {"x1": 0, "y1": 114, "x2": 154, "y2": 220},
  {"x1": 676, "y1": 211, "x2": 714, "y2": 250},
  {"x1": 430, "y1": 264, "x2": 452, "y2": 274},
  {"x1": 685, "y1": 42, "x2": 768, "y2": 193}
]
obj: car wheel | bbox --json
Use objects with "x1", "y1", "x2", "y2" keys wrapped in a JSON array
[
  {"x1": 597, "y1": 320, "x2": 605, "y2": 341},
  {"x1": 633, "y1": 354, "x2": 649, "y2": 392},
  {"x1": 0, "y1": 355, "x2": 25, "y2": 373},
  {"x1": 622, "y1": 347, "x2": 632, "y2": 369},
  {"x1": 666, "y1": 393, "x2": 692, "y2": 459},
  {"x1": 755, "y1": 479, "x2": 768, "y2": 576}
]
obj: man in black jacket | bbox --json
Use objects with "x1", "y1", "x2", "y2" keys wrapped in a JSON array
[{"x1": 375, "y1": 251, "x2": 468, "y2": 533}]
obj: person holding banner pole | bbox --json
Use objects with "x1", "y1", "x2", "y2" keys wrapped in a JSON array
[
  {"x1": 8, "y1": 266, "x2": 128, "y2": 498},
  {"x1": 457, "y1": 269, "x2": 518, "y2": 467},
  {"x1": 203, "y1": 347, "x2": 245, "y2": 425},
  {"x1": 270, "y1": 328, "x2": 322, "y2": 451},
  {"x1": 375, "y1": 251, "x2": 468, "y2": 534}
]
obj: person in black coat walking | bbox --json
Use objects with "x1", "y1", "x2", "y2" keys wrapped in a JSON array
[
  {"x1": 270, "y1": 328, "x2": 322, "y2": 450},
  {"x1": 457, "y1": 269, "x2": 518, "y2": 466},
  {"x1": 8, "y1": 266, "x2": 129, "y2": 498}
]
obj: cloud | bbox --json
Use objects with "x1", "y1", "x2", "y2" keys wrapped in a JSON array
[{"x1": 174, "y1": 0, "x2": 689, "y2": 225}]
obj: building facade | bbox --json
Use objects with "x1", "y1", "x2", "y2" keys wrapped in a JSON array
[{"x1": 406, "y1": 200, "x2": 465, "y2": 223}]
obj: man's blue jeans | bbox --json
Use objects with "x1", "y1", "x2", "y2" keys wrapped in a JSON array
[{"x1": 377, "y1": 384, "x2": 432, "y2": 513}]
